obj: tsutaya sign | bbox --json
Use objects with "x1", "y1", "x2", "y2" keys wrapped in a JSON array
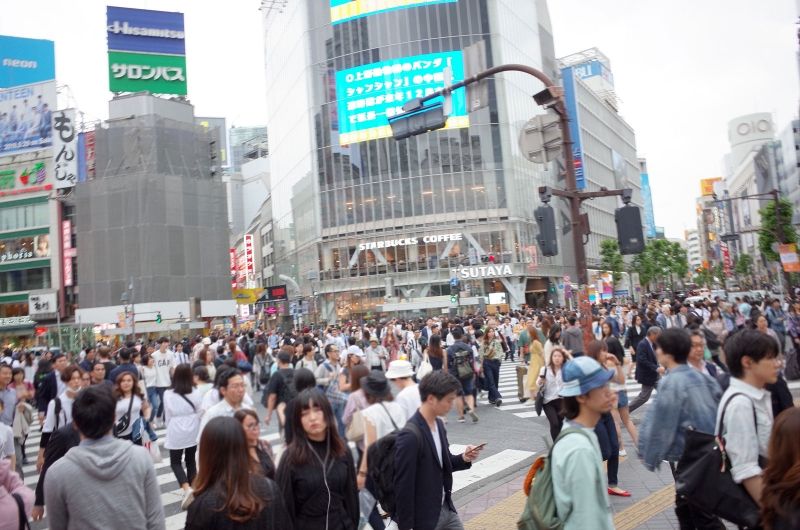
[
  {"x1": 453, "y1": 264, "x2": 514, "y2": 279},
  {"x1": 358, "y1": 232, "x2": 462, "y2": 251}
]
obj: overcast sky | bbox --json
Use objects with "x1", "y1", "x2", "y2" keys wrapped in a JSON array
[{"x1": 2, "y1": 0, "x2": 797, "y2": 239}]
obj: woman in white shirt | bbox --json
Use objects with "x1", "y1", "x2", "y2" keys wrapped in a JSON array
[
  {"x1": 356, "y1": 372, "x2": 407, "y2": 529},
  {"x1": 141, "y1": 355, "x2": 158, "y2": 422},
  {"x1": 36, "y1": 364, "x2": 83, "y2": 470},
  {"x1": 537, "y1": 347, "x2": 568, "y2": 442},
  {"x1": 163, "y1": 364, "x2": 202, "y2": 499},
  {"x1": 112, "y1": 371, "x2": 150, "y2": 445}
]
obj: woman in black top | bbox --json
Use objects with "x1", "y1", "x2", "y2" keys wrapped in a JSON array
[
  {"x1": 234, "y1": 409, "x2": 275, "y2": 480},
  {"x1": 762, "y1": 407, "x2": 800, "y2": 530},
  {"x1": 426, "y1": 334, "x2": 446, "y2": 371},
  {"x1": 624, "y1": 314, "x2": 647, "y2": 354},
  {"x1": 186, "y1": 416, "x2": 291, "y2": 530},
  {"x1": 601, "y1": 321, "x2": 626, "y2": 364},
  {"x1": 276, "y1": 389, "x2": 359, "y2": 530}
]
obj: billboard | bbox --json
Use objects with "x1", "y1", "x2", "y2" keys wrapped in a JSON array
[
  {"x1": 561, "y1": 66, "x2": 586, "y2": 189},
  {"x1": 330, "y1": 0, "x2": 457, "y2": 24},
  {"x1": 52, "y1": 109, "x2": 78, "y2": 189},
  {"x1": 699, "y1": 177, "x2": 722, "y2": 197},
  {"x1": 640, "y1": 171, "x2": 656, "y2": 238},
  {"x1": 572, "y1": 60, "x2": 614, "y2": 87},
  {"x1": 0, "y1": 159, "x2": 53, "y2": 197},
  {"x1": 0, "y1": 80, "x2": 56, "y2": 156},
  {"x1": 106, "y1": 6, "x2": 187, "y2": 96},
  {"x1": 335, "y1": 51, "x2": 469, "y2": 145},
  {"x1": 0, "y1": 36, "x2": 55, "y2": 89}
]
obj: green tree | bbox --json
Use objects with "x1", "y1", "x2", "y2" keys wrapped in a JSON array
[
  {"x1": 758, "y1": 198, "x2": 798, "y2": 262},
  {"x1": 694, "y1": 268, "x2": 711, "y2": 288},
  {"x1": 630, "y1": 239, "x2": 688, "y2": 293},
  {"x1": 599, "y1": 239, "x2": 625, "y2": 287},
  {"x1": 734, "y1": 254, "x2": 753, "y2": 277}
]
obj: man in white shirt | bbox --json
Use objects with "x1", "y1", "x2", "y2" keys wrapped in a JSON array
[
  {"x1": 197, "y1": 369, "x2": 251, "y2": 442},
  {"x1": 151, "y1": 337, "x2": 175, "y2": 427},
  {"x1": 386, "y1": 360, "x2": 420, "y2": 420}
]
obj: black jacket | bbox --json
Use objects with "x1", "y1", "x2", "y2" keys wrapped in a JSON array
[
  {"x1": 446, "y1": 341, "x2": 474, "y2": 378},
  {"x1": 36, "y1": 370, "x2": 58, "y2": 413},
  {"x1": 624, "y1": 325, "x2": 647, "y2": 351},
  {"x1": 635, "y1": 338, "x2": 659, "y2": 387},
  {"x1": 35, "y1": 422, "x2": 80, "y2": 506},
  {"x1": 185, "y1": 476, "x2": 292, "y2": 530},
  {"x1": 394, "y1": 411, "x2": 471, "y2": 530}
]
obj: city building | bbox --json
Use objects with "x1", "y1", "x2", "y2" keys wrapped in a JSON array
[
  {"x1": 259, "y1": 1, "x2": 646, "y2": 322},
  {"x1": 74, "y1": 93, "x2": 235, "y2": 329},
  {"x1": 685, "y1": 229, "x2": 702, "y2": 270},
  {"x1": 229, "y1": 126, "x2": 267, "y2": 172},
  {"x1": 777, "y1": 119, "x2": 800, "y2": 225}
]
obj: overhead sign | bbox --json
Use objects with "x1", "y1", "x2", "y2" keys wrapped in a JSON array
[
  {"x1": 229, "y1": 247, "x2": 237, "y2": 288},
  {"x1": 0, "y1": 316, "x2": 35, "y2": 328},
  {"x1": 29, "y1": 291, "x2": 57, "y2": 316},
  {"x1": 232, "y1": 288, "x2": 264, "y2": 305},
  {"x1": 779, "y1": 243, "x2": 800, "y2": 272},
  {"x1": 52, "y1": 109, "x2": 78, "y2": 189},
  {"x1": 561, "y1": 66, "x2": 586, "y2": 190},
  {"x1": 453, "y1": 264, "x2": 514, "y2": 279},
  {"x1": 244, "y1": 234, "x2": 255, "y2": 274},
  {"x1": 336, "y1": 51, "x2": 468, "y2": 145},
  {"x1": 0, "y1": 160, "x2": 53, "y2": 197},
  {"x1": 106, "y1": 6, "x2": 187, "y2": 95},
  {"x1": 700, "y1": 177, "x2": 722, "y2": 197},
  {"x1": 0, "y1": 80, "x2": 56, "y2": 157},
  {"x1": 358, "y1": 232, "x2": 462, "y2": 251},
  {"x1": 63, "y1": 220, "x2": 76, "y2": 287},
  {"x1": 0, "y1": 36, "x2": 55, "y2": 89},
  {"x1": 330, "y1": 0, "x2": 457, "y2": 24},
  {"x1": 266, "y1": 285, "x2": 288, "y2": 302}
]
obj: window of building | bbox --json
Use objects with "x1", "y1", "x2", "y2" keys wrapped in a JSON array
[
  {"x1": 0, "y1": 203, "x2": 48, "y2": 232},
  {"x1": 0, "y1": 267, "x2": 51, "y2": 292}
]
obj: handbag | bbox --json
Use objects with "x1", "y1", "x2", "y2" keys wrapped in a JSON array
[
  {"x1": 416, "y1": 353, "x2": 433, "y2": 380},
  {"x1": 113, "y1": 395, "x2": 135, "y2": 437},
  {"x1": 674, "y1": 393, "x2": 762, "y2": 529},
  {"x1": 346, "y1": 409, "x2": 365, "y2": 442},
  {"x1": 534, "y1": 368, "x2": 546, "y2": 416}
]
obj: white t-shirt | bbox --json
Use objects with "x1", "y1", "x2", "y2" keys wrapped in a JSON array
[
  {"x1": 0, "y1": 423, "x2": 14, "y2": 458},
  {"x1": 395, "y1": 384, "x2": 421, "y2": 420},
  {"x1": 163, "y1": 389, "x2": 202, "y2": 450},
  {"x1": 197, "y1": 399, "x2": 254, "y2": 443},
  {"x1": 361, "y1": 401, "x2": 406, "y2": 440},
  {"x1": 141, "y1": 365, "x2": 157, "y2": 388},
  {"x1": 114, "y1": 395, "x2": 143, "y2": 437},
  {"x1": 43, "y1": 392, "x2": 74, "y2": 433},
  {"x1": 152, "y1": 350, "x2": 175, "y2": 387}
]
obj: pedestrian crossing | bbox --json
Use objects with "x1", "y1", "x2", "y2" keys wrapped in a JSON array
[{"x1": 479, "y1": 362, "x2": 800, "y2": 419}]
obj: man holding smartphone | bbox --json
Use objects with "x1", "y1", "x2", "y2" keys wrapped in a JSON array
[{"x1": 394, "y1": 370, "x2": 485, "y2": 530}]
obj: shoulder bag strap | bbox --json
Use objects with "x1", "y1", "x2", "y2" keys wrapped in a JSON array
[
  {"x1": 13, "y1": 492, "x2": 30, "y2": 530},
  {"x1": 125, "y1": 393, "x2": 135, "y2": 416},
  {"x1": 178, "y1": 393, "x2": 196, "y2": 412},
  {"x1": 716, "y1": 392, "x2": 757, "y2": 437},
  {"x1": 379, "y1": 402, "x2": 400, "y2": 432}
]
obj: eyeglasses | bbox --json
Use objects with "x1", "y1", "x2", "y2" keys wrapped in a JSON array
[
  {"x1": 244, "y1": 422, "x2": 260, "y2": 431},
  {"x1": 227, "y1": 383, "x2": 246, "y2": 389}
]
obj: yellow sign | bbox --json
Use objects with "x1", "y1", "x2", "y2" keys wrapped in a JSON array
[
  {"x1": 699, "y1": 177, "x2": 722, "y2": 197},
  {"x1": 232, "y1": 288, "x2": 264, "y2": 305}
]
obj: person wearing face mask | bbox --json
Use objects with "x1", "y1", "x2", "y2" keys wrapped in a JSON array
[
  {"x1": 276, "y1": 390, "x2": 359, "y2": 530},
  {"x1": 36, "y1": 365, "x2": 83, "y2": 472}
]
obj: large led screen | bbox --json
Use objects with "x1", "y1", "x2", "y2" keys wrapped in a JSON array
[
  {"x1": 335, "y1": 51, "x2": 468, "y2": 145},
  {"x1": 330, "y1": 0, "x2": 457, "y2": 25}
]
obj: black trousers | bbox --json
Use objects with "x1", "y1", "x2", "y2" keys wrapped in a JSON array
[
  {"x1": 542, "y1": 399, "x2": 563, "y2": 442},
  {"x1": 170, "y1": 446, "x2": 197, "y2": 487},
  {"x1": 669, "y1": 462, "x2": 726, "y2": 530}
]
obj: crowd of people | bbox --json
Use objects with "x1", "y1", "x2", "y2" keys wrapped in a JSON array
[{"x1": 0, "y1": 291, "x2": 797, "y2": 529}]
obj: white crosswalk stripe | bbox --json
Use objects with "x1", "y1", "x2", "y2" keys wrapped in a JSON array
[{"x1": 479, "y1": 362, "x2": 800, "y2": 418}]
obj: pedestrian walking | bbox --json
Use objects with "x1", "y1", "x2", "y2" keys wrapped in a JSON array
[
  {"x1": 198, "y1": 369, "x2": 252, "y2": 442},
  {"x1": 761, "y1": 407, "x2": 800, "y2": 530},
  {"x1": 234, "y1": 409, "x2": 275, "y2": 479},
  {"x1": 163, "y1": 364, "x2": 201, "y2": 505},
  {"x1": 112, "y1": 371, "x2": 150, "y2": 444},
  {"x1": 537, "y1": 347, "x2": 568, "y2": 442},
  {"x1": 446, "y1": 327, "x2": 478, "y2": 423},
  {"x1": 479, "y1": 328, "x2": 504, "y2": 406},
  {"x1": 37, "y1": 365, "x2": 82, "y2": 472},
  {"x1": 186, "y1": 416, "x2": 291, "y2": 529},
  {"x1": 385, "y1": 360, "x2": 420, "y2": 420},
  {"x1": 0, "y1": 459, "x2": 33, "y2": 530},
  {"x1": 629, "y1": 326, "x2": 662, "y2": 413}
]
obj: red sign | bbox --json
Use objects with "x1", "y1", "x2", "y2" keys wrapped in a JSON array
[
  {"x1": 85, "y1": 130, "x2": 96, "y2": 179},
  {"x1": 35, "y1": 326, "x2": 47, "y2": 336},
  {"x1": 267, "y1": 285, "x2": 288, "y2": 301},
  {"x1": 244, "y1": 234, "x2": 255, "y2": 274},
  {"x1": 721, "y1": 244, "x2": 732, "y2": 276},
  {"x1": 265, "y1": 306, "x2": 278, "y2": 315},
  {"x1": 229, "y1": 248, "x2": 237, "y2": 288},
  {"x1": 62, "y1": 220, "x2": 76, "y2": 287}
]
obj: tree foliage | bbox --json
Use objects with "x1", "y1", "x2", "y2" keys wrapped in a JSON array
[
  {"x1": 734, "y1": 254, "x2": 753, "y2": 277},
  {"x1": 599, "y1": 239, "x2": 625, "y2": 287},
  {"x1": 630, "y1": 239, "x2": 689, "y2": 291},
  {"x1": 758, "y1": 198, "x2": 798, "y2": 262}
]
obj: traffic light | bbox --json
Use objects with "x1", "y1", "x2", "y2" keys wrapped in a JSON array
[
  {"x1": 615, "y1": 205, "x2": 645, "y2": 254},
  {"x1": 535, "y1": 205, "x2": 558, "y2": 256},
  {"x1": 155, "y1": 312, "x2": 162, "y2": 324},
  {"x1": 388, "y1": 100, "x2": 447, "y2": 140},
  {"x1": 450, "y1": 281, "x2": 459, "y2": 305},
  {"x1": 450, "y1": 294, "x2": 459, "y2": 304}
]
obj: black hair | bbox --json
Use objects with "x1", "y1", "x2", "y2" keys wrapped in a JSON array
[
  {"x1": 72, "y1": 385, "x2": 116, "y2": 439},
  {"x1": 324, "y1": 343, "x2": 339, "y2": 356},
  {"x1": 277, "y1": 351, "x2": 291, "y2": 364},
  {"x1": 418, "y1": 370, "x2": 462, "y2": 401},
  {"x1": 568, "y1": 316, "x2": 577, "y2": 326},
  {"x1": 450, "y1": 327, "x2": 464, "y2": 340},
  {"x1": 293, "y1": 368, "x2": 317, "y2": 393},
  {"x1": 561, "y1": 396, "x2": 580, "y2": 420},
  {"x1": 193, "y1": 365, "x2": 210, "y2": 383},
  {"x1": 118, "y1": 348, "x2": 131, "y2": 362},
  {"x1": 348, "y1": 336, "x2": 357, "y2": 346},
  {"x1": 283, "y1": 390, "x2": 347, "y2": 466},
  {"x1": 655, "y1": 328, "x2": 692, "y2": 364},
  {"x1": 171, "y1": 364, "x2": 195, "y2": 395},
  {"x1": 724, "y1": 329, "x2": 778, "y2": 378}
]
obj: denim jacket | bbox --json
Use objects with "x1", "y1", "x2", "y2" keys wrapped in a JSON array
[{"x1": 638, "y1": 365, "x2": 722, "y2": 470}]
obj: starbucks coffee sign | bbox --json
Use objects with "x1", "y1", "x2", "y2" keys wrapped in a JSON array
[{"x1": 453, "y1": 264, "x2": 514, "y2": 279}]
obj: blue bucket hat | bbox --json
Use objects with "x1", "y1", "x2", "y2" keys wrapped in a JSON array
[{"x1": 559, "y1": 356, "x2": 615, "y2": 397}]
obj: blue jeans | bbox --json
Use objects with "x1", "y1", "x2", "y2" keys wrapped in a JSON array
[
  {"x1": 147, "y1": 386, "x2": 159, "y2": 422},
  {"x1": 482, "y1": 359, "x2": 502, "y2": 403},
  {"x1": 331, "y1": 399, "x2": 346, "y2": 439}
]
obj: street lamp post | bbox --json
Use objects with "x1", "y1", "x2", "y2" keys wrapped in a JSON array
[{"x1": 120, "y1": 277, "x2": 135, "y2": 341}]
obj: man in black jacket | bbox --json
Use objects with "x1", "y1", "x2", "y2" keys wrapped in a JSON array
[
  {"x1": 629, "y1": 326, "x2": 662, "y2": 413},
  {"x1": 394, "y1": 371, "x2": 484, "y2": 530},
  {"x1": 36, "y1": 353, "x2": 67, "y2": 420}
]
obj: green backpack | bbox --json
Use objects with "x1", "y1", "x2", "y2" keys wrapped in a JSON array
[{"x1": 518, "y1": 427, "x2": 593, "y2": 530}]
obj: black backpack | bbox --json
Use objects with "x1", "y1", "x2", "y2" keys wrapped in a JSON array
[
  {"x1": 277, "y1": 368, "x2": 297, "y2": 404},
  {"x1": 367, "y1": 418, "x2": 423, "y2": 518}
]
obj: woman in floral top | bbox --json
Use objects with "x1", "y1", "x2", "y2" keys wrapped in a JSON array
[{"x1": 479, "y1": 328, "x2": 505, "y2": 406}]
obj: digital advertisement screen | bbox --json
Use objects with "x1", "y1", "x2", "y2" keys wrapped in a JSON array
[
  {"x1": 335, "y1": 51, "x2": 468, "y2": 145},
  {"x1": 330, "y1": 0, "x2": 457, "y2": 25}
]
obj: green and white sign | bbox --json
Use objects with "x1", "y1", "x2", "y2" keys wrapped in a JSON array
[{"x1": 108, "y1": 51, "x2": 187, "y2": 94}]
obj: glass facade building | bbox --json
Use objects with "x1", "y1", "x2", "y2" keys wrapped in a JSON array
[{"x1": 261, "y1": 0, "x2": 618, "y2": 321}]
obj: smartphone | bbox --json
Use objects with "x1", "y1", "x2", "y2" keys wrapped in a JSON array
[{"x1": 473, "y1": 442, "x2": 488, "y2": 450}]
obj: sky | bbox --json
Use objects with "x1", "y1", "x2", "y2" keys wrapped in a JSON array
[{"x1": 1, "y1": 0, "x2": 798, "y2": 239}]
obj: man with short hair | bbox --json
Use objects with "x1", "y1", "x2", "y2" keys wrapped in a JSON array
[
  {"x1": 89, "y1": 362, "x2": 111, "y2": 387},
  {"x1": 96, "y1": 347, "x2": 116, "y2": 380},
  {"x1": 108, "y1": 348, "x2": 139, "y2": 383},
  {"x1": 386, "y1": 360, "x2": 420, "y2": 420},
  {"x1": 315, "y1": 344, "x2": 348, "y2": 437},
  {"x1": 551, "y1": 356, "x2": 616, "y2": 529},
  {"x1": 44, "y1": 385, "x2": 165, "y2": 530},
  {"x1": 198, "y1": 369, "x2": 251, "y2": 440},
  {"x1": 446, "y1": 327, "x2": 478, "y2": 423},
  {"x1": 36, "y1": 353, "x2": 67, "y2": 422},
  {"x1": 78, "y1": 347, "x2": 95, "y2": 373},
  {"x1": 394, "y1": 371, "x2": 484, "y2": 530},
  {"x1": 638, "y1": 328, "x2": 724, "y2": 529},
  {"x1": 629, "y1": 326, "x2": 662, "y2": 413},
  {"x1": 264, "y1": 351, "x2": 294, "y2": 429},
  {"x1": 561, "y1": 316, "x2": 584, "y2": 357},
  {"x1": 151, "y1": 337, "x2": 175, "y2": 426}
]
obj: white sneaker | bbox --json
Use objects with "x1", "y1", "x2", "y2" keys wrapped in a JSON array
[
  {"x1": 618, "y1": 449, "x2": 627, "y2": 457},
  {"x1": 180, "y1": 489, "x2": 194, "y2": 511}
]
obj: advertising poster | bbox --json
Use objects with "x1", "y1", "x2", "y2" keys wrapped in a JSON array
[
  {"x1": 52, "y1": 108, "x2": 78, "y2": 189},
  {"x1": 0, "y1": 80, "x2": 56, "y2": 156},
  {"x1": 0, "y1": 159, "x2": 53, "y2": 198},
  {"x1": 561, "y1": 66, "x2": 586, "y2": 189},
  {"x1": 0, "y1": 35, "x2": 55, "y2": 88},
  {"x1": 336, "y1": 51, "x2": 468, "y2": 145},
  {"x1": 330, "y1": 0, "x2": 457, "y2": 24}
]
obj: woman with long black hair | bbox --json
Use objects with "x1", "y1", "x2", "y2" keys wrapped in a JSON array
[
  {"x1": 276, "y1": 389, "x2": 359, "y2": 530},
  {"x1": 186, "y1": 416, "x2": 291, "y2": 529},
  {"x1": 163, "y1": 363, "x2": 201, "y2": 502}
]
